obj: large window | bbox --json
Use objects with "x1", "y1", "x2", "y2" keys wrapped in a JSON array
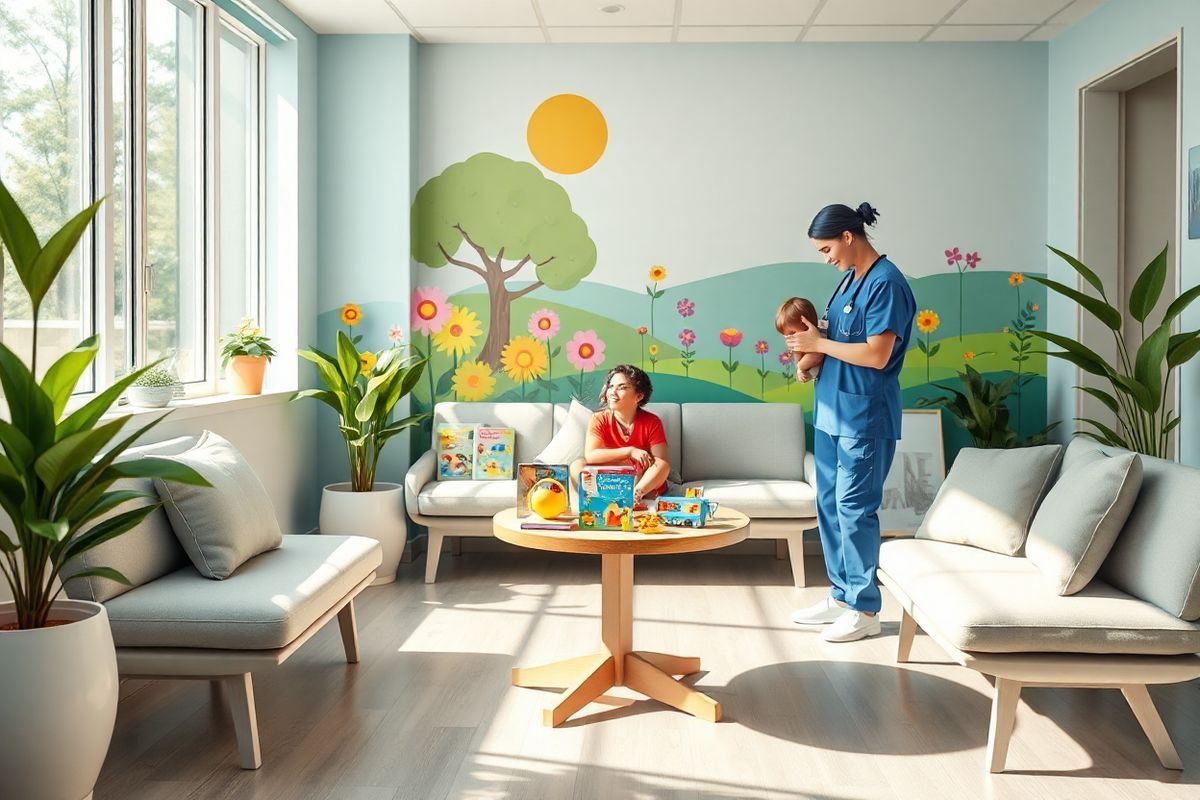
[{"x1": 0, "y1": 0, "x2": 265, "y2": 396}]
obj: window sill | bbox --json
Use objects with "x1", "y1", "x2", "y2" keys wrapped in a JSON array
[{"x1": 99, "y1": 389, "x2": 297, "y2": 425}]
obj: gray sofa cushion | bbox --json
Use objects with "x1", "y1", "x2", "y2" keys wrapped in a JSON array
[
  {"x1": 680, "y1": 479, "x2": 816, "y2": 519},
  {"x1": 1026, "y1": 445, "x2": 1142, "y2": 595},
  {"x1": 435, "y1": 402, "x2": 555, "y2": 465},
  {"x1": 681, "y1": 403, "x2": 805, "y2": 482},
  {"x1": 105, "y1": 534, "x2": 381, "y2": 649},
  {"x1": 62, "y1": 436, "x2": 197, "y2": 603},
  {"x1": 879, "y1": 538, "x2": 1200, "y2": 655},
  {"x1": 1071, "y1": 439, "x2": 1200, "y2": 620},
  {"x1": 915, "y1": 445, "x2": 1061, "y2": 556},
  {"x1": 418, "y1": 478, "x2": 517, "y2": 516},
  {"x1": 154, "y1": 431, "x2": 283, "y2": 579}
]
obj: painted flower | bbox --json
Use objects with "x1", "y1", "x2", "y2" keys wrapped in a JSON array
[
  {"x1": 501, "y1": 336, "x2": 548, "y2": 383},
  {"x1": 388, "y1": 325, "x2": 404, "y2": 343},
  {"x1": 676, "y1": 298, "x2": 695, "y2": 317},
  {"x1": 945, "y1": 247, "x2": 962, "y2": 266},
  {"x1": 1008, "y1": 272, "x2": 1024, "y2": 286},
  {"x1": 410, "y1": 286, "x2": 450, "y2": 335},
  {"x1": 566, "y1": 330, "x2": 606, "y2": 371},
  {"x1": 916, "y1": 309, "x2": 940, "y2": 334},
  {"x1": 779, "y1": 351, "x2": 794, "y2": 365},
  {"x1": 648, "y1": 344, "x2": 659, "y2": 357},
  {"x1": 359, "y1": 351, "x2": 377, "y2": 376},
  {"x1": 528, "y1": 308, "x2": 560, "y2": 342},
  {"x1": 963, "y1": 351, "x2": 975, "y2": 361},
  {"x1": 719, "y1": 328, "x2": 743, "y2": 348},
  {"x1": 965, "y1": 251, "x2": 981, "y2": 269},
  {"x1": 637, "y1": 326, "x2": 648, "y2": 336},
  {"x1": 678, "y1": 328, "x2": 696, "y2": 347},
  {"x1": 754, "y1": 340, "x2": 769, "y2": 355},
  {"x1": 1031, "y1": 303, "x2": 1040, "y2": 312},
  {"x1": 452, "y1": 360, "x2": 496, "y2": 402},
  {"x1": 433, "y1": 305, "x2": 482, "y2": 358},
  {"x1": 648, "y1": 265, "x2": 668, "y2": 283},
  {"x1": 341, "y1": 303, "x2": 363, "y2": 327}
]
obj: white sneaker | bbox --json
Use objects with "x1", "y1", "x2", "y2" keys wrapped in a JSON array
[
  {"x1": 821, "y1": 610, "x2": 882, "y2": 642},
  {"x1": 791, "y1": 596, "x2": 845, "y2": 625}
]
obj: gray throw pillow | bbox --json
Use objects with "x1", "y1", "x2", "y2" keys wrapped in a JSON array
[
  {"x1": 1026, "y1": 449, "x2": 1142, "y2": 595},
  {"x1": 915, "y1": 445, "x2": 1061, "y2": 555},
  {"x1": 153, "y1": 431, "x2": 282, "y2": 579}
]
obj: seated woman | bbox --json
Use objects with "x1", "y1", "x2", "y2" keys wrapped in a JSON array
[{"x1": 571, "y1": 364, "x2": 670, "y2": 505}]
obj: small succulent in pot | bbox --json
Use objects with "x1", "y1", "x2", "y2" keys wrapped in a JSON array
[{"x1": 127, "y1": 365, "x2": 180, "y2": 408}]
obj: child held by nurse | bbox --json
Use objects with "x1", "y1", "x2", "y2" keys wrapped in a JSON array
[{"x1": 775, "y1": 297, "x2": 825, "y2": 382}]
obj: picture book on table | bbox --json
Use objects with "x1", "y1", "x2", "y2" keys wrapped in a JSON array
[
  {"x1": 578, "y1": 465, "x2": 636, "y2": 531},
  {"x1": 517, "y1": 463, "x2": 571, "y2": 518},
  {"x1": 436, "y1": 424, "x2": 475, "y2": 480},
  {"x1": 473, "y1": 426, "x2": 515, "y2": 480}
]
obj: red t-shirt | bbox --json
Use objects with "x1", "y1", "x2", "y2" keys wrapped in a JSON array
[{"x1": 588, "y1": 408, "x2": 669, "y2": 493}]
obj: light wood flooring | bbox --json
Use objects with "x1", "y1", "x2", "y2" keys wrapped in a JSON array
[{"x1": 95, "y1": 549, "x2": 1200, "y2": 799}]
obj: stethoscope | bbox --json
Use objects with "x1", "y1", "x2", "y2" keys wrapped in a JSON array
[{"x1": 822, "y1": 254, "x2": 886, "y2": 324}]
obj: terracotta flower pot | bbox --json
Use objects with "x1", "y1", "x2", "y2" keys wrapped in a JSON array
[{"x1": 228, "y1": 355, "x2": 267, "y2": 395}]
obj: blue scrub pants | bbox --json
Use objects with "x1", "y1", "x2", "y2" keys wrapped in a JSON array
[{"x1": 813, "y1": 429, "x2": 897, "y2": 614}]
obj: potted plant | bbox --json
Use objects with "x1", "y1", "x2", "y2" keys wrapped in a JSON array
[
  {"x1": 0, "y1": 179, "x2": 209, "y2": 800},
  {"x1": 292, "y1": 305, "x2": 428, "y2": 584},
  {"x1": 916, "y1": 363, "x2": 1058, "y2": 448},
  {"x1": 220, "y1": 318, "x2": 277, "y2": 395},
  {"x1": 127, "y1": 365, "x2": 180, "y2": 408}
]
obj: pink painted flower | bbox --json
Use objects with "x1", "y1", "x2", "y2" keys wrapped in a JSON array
[
  {"x1": 637, "y1": 326, "x2": 648, "y2": 336},
  {"x1": 566, "y1": 330, "x2": 606, "y2": 371},
  {"x1": 676, "y1": 298, "x2": 695, "y2": 317},
  {"x1": 410, "y1": 286, "x2": 450, "y2": 335},
  {"x1": 678, "y1": 328, "x2": 695, "y2": 347},
  {"x1": 388, "y1": 325, "x2": 404, "y2": 343},
  {"x1": 755, "y1": 340, "x2": 769, "y2": 355},
  {"x1": 527, "y1": 308, "x2": 560, "y2": 342},
  {"x1": 719, "y1": 328, "x2": 743, "y2": 348},
  {"x1": 779, "y1": 351, "x2": 794, "y2": 365},
  {"x1": 965, "y1": 251, "x2": 981, "y2": 269},
  {"x1": 945, "y1": 247, "x2": 962, "y2": 266}
]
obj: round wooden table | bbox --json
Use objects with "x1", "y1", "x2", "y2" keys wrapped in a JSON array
[{"x1": 493, "y1": 506, "x2": 750, "y2": 727}]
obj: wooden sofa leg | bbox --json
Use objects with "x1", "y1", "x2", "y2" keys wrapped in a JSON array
[
  {"x1": 425, "y1": 531, "x2": 445, "y2": 583},
  {"x1": 337, "y1": 600, "x2": 361, "y2": 663},
  {"x1": 785, "y1": 533, "x2": 807, "y2": 587},
  {"x1": 1121, "y1": 684, "x2": 1183, "y2": 769},
  {"x1": 896, "y1": 610, "x2": 917, "y2": 663},
  {"x1": 223, "y1": 673, "x2": 262, "y2": 770},
  {"x1": 987, "y1": 678, "x2": 1021, "y2": 773}
]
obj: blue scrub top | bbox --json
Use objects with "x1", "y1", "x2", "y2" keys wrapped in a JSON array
[{"x1": 813, "y1": 256, "x2": 916, "y2": 441}]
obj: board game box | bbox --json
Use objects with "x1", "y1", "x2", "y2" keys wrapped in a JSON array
[
  {"x1": 577, "y1": 465, "x2": 636, "y2": 531},
  {"x1": 516, "y1": 463, "x2": 571, "y2": 518}
]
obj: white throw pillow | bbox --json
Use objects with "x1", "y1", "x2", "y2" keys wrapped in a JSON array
[{"x1": 534, "y1": 398, "x2": 594, "y2": 465}]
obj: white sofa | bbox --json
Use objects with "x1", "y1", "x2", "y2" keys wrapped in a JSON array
[{"x1": 405, "y1": 401, "x2": 817, "y2": 584}]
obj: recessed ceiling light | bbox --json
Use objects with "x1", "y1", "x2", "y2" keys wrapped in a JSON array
[{"x1": 600, "y1": 4, "x2": 624, "y2": 13}]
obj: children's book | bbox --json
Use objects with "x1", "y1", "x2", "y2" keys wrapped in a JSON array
[
  {"x1": 436, "y1": 424, "x2": 475, "y2": 480},
  {"x1": 578, "y1": 465, "x2": 636, "y2": 531},
  {"x1": 519, "y1": 520, "x2": 578, "y2": 531},
  {"x1": 473, "y1": 426, "x2": 516, "y2": 480},
  {"x1": 517, "y1": 463, "x2": 571, "y2": 518}
]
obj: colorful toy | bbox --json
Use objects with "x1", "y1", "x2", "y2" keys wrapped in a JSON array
[
  {"x1": 634, "y1": 513, "x2": 666, "y2": 534},
  {"x1": 436, "y1": 424, "x2": 475, "y2": 480},
  {"x1": 578, "y1": 465, "x2": 635, "y2": 531},
  {"x1": 517, "y1": 463, "x2": 571, "y2": 518},
  {"x1": 473, "y1": 426, "x2": 515, "y2": 479},
  {"x1": 528, "y1": 477, "x2": 569, "y2": 520},
  {"x1": 654, "y1": 496, "x2": 721, "y2": 528}
]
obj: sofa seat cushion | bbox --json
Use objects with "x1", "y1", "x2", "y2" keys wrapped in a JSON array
[
  {"x1": 680, "y1": 479, "x2": 816, "y2": 519},
  {"x1": 418, "y1": 479, "x2": 517, "y2": 516},
  {"x1": 878, "y1": 538, "x2": 1200, "y2": 655},
  {"x1": 105, "y1": 534, "x2": 381, "y2": 650}
]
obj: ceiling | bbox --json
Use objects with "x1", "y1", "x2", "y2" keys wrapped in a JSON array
[{"x1": 279, "y1": 0, "x2": 1107, "y2": 43}]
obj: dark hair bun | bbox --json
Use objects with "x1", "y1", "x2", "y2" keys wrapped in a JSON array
[{"x1": 856, "y1": 203, "x2": 880, "y2": 226}]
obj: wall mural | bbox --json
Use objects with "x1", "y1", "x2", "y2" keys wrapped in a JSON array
[{"x1": 403, "y1": 93, "x2": 1050, "y2": 460}]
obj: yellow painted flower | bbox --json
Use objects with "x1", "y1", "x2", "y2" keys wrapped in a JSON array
[
  {"x1": 452, "y1": 360, "x2": 496, "y2": 401},
  {"x1": 648, "y1": 265, "x2": 668, "y2": 283},
  {"x1": 359, "y1": 351, "x2": 377, "y2": 375},
  {"x1": 916, "y1": 309, "x2": 940, "y2": 334},
  {"x1": 648, "y1": 344, "x2": 659, "y2": 356},
  {"x1": 1002, "y1": 326, "x2": 1009, "y2": 334},
  {"x1": 963, "y1": 351, "x2": 975, "y2": 361},
  {"x1": 501, "y1": 336, "x2": 548, "y2": 383},
  {"x1": 432, "y1": 305, "x2": 482, "y2": 358},
  {"x1": 1009, "y1": 272, "x2": 1024, "y2": 286},
  {"x1": 341, "y1": 303, "x2": 363, "y2": 326}
]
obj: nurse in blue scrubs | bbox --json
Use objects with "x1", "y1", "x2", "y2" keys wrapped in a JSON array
[{"x1": 785, "y1": 202, "x2": 916, "y2": 643}]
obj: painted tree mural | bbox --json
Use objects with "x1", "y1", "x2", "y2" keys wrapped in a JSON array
[{"x1": 411, "y1": 152, "x2": 597, "y2": 367}]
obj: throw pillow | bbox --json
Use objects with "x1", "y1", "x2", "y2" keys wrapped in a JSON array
[
  {"x1": 153, "y1": 430, "x2": 283, "y2": 579},
  {"x1": 1025, "y1": 448, "x2": 1142, "y2": 595},
  {"x1": 915, "y1": 444, "x2": 1061, "y2": 555},
  {"x1": 534, "y1": 398, "x2": 595, "y2": 465}
]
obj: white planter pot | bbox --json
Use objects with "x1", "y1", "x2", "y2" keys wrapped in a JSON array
[
  {"x1": 126, "y1": 385, "x2": 174, "y2": 407},
  {"x1": 0, "y1": 600, "x2": 119, "y2": 800},
  {"x1": 320, "y1": 482, "x2": 406, "y2": 585}
]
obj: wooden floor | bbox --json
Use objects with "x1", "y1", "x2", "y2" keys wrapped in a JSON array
[{"x1": 96, "y1": 550, "x2": 1200, "y2": 799}]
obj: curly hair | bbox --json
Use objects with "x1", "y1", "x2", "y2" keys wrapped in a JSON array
[{"x1": 598, "y1": 363, "x2": 653, "y2": 408}]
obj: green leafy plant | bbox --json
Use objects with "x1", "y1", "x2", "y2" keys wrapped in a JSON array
[
  {"x1": 0, "y1": 177, "x2": 209, "y2": 630},
  {"x1": 131, "y1": 365, "x2": 179, "y2": 388},
  {"x1": 293, "y1": 313, "x2": 430, "y2": 492},
  {"x1": 1031, "y1": 245, "x2": 1200, "y2": 457},
  {"x1": 219, "y1": 318, "x2": 277, "y2": 368},
  {"x1": 917, "y1": 363, "x2": 1058, "y2": 448}
]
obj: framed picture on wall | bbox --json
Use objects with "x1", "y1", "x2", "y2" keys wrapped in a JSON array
[
  {"x1": 880, "y1": 409, "x2": 946, "y2": 537},
  {"x1": 1190, "y1": 144, "x2": 1200, "y2": 240}
]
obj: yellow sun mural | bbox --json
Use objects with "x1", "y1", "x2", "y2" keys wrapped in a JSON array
[{"x1": 527, "y1": 94, "x2": 607, "y2": 175}]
